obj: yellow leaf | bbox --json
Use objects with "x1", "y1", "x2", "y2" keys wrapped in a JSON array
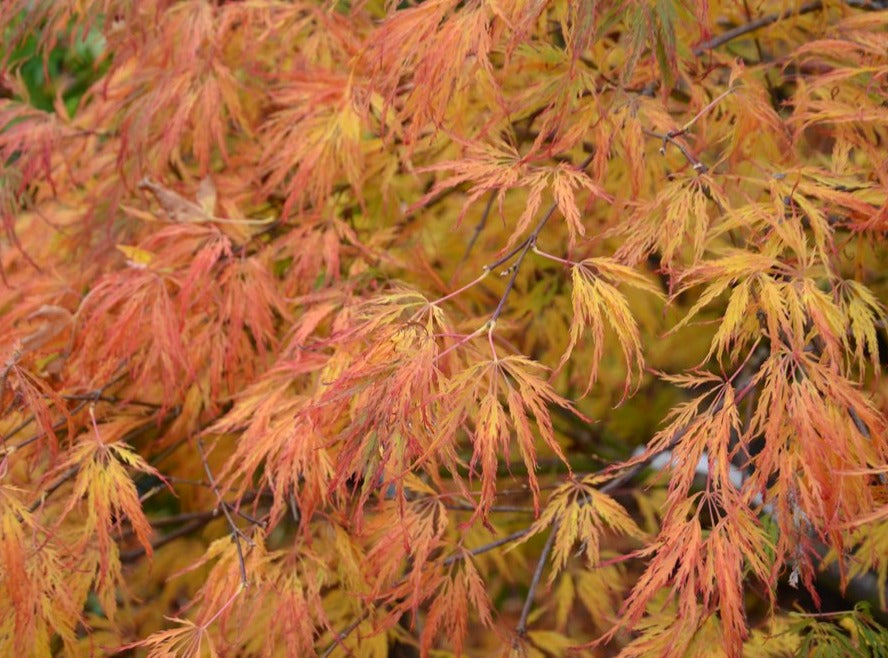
[{"x1": 116, "y1": 244, "x2": 156, "y2": 267}]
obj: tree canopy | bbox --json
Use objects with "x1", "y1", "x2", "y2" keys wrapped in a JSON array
[{"x1": 1, "y1": 1, "x2": 887, "y2": 656}]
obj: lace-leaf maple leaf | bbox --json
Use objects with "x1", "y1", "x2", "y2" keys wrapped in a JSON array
[
  {"x1": 419, "y1": 555, "x2": 493, "y2": 656},
  {"x1": 517, "y1": 474, "x2": 646, "y2": 583},
  {"x1": 364, "y1": 0, "x2": 495, "y2": 144},
  {"x1": 562, "y1": 257, "x2": 664, "y2": 397},
  {"x1": 410, "y1": 140, "x2": 611, "y2": 248},
  {"x1": 437, "y1": 355, "x2": 580, "y2": 517},
  {"x1": 259, "y1": 71, "x2": 376, "y2": 217},
  {"x1": 604, "y1": 499, "x2": 772, "y2": 657},
  {"x1": 55, "y1": 416, "x2": 163, "y2": 619},
  {"x1": 0, "y1": 484, "x2": 85, "y2": 655},
  {"x1": 125, "y1": 616, "x2": 214, "y2": 658}
]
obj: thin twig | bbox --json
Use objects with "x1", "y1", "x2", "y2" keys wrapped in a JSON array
[
  {"x1": 678, "y1": 87, "x2": 735, "y2": 134},
  {"x1": 320, "y1": 617, "x2": 364, "y2": 658},
  {"x1": 144, "y1": 509, "x2": 220, "y2": 528},
  {"x1": 489, "y1": 152, "x2": 596, "y2": 326},
  {"x1": 692, "y1": 0, "x2": 885, "y2": 56},
  {"x1": 694, "y1": 1, "x2": 823, "y2": 55},
  {"x1": 429, "y1": 271, "x2": 490, "y2": 308},
  {"x1": 444, "y1": 527, "x2": 533, "y2": 566},
  {"x1": 321, "y1": 526, "x2": 534, "y2": 655},
  {"x1": 5, "y1": 371, "x2": 131, "y2": 451},
  {"x1": 122, "y1": 490, "x2": 267, "y2": 541},
  {"x1": 196, "y1": 438, "x2": 249, "y2": 588},
  {"x1": 486, "y1": 234, "x2": 534, "y2": 273},
  {"x1": 163, "y1": 475, "x2": 276, "y2": 501},
  {"x1": 120, "y1": 516, "x2": 219, "y2": 562},
  {"x1": 443, "y1": 503, "x2": 535, "y2": 514},
  {"x1": 490, "y1": 206, "x2": 555, "y2": 323},
  {"x1": 642, "y1": 129, "x2": 708, "y2": 174},
  {"x1": 452, "y1": 191, "x2": 497, "y2": 283},
  {"x1": 27, "y1": 466, "x2": 78, "y2": 514},
  {"x1": 516, "y1": 520, "x2": 559, "y2": 636},
  {"x1": 61, "y1": 392, "x2": 160, "y2": 408}
]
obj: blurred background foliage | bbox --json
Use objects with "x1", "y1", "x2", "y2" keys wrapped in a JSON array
[{"x1": 2, "y1": 14, "x2": 108, "y2": 116}]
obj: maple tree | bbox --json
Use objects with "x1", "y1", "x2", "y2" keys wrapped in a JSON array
[{"x1": 2, "y1": 0, "x2": 888, "y2": 655}]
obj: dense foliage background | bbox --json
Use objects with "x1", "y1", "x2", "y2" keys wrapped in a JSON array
[{"x1": 2, "y1": 1, "x2": 888, "y2": 655}]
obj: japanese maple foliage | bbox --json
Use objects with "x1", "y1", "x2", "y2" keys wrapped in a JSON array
[{"x1": 2, "y1": 1, "x2": 888, "y2": 656}]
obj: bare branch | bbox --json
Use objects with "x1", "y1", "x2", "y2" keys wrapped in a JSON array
[
  {"x1": 693, "y1": 1, "x2": 885, "y2": 56},
  {"x1": 196, "y1": 438, "x2": 249, "y2": 588},
  {"x1": 516, "y1": 520, "x2": 558, "y2": 637}
]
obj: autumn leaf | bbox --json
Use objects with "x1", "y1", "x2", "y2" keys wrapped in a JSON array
[
  {"x1": 562, "y1": 257, "x2": 664, "y2": 397},
  {"x1": 516, "y1": 475, "x2": 646, "y2": 582}
]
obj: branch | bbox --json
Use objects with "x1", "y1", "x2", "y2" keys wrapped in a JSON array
[
  {"x1": 28, "y1": 465, "x2": 78, "y2": 514},
  {"x1": 120, "y1": 515, "x2": 218, "y2": 562},
  {"x1": 319, "y1": 461, "x2": 649, "y2": 654},
  {"x1": 443, "y1": 503, "x2": 536, "y2": 514},
  {"x1": 5, "y1": 370, "x2": 131, "y2": 451},
  {"x1": 61, "y1": 392, "x2": 160, "y2": 408},
  {"x1": 516, "y1": 520, "x2": 558, "y2": 637},
  {"x1": 488, "y1": 152, "x2": 596, "y2": 325},
  {"x1": 642, "y1": 129, "x2": 708, "y2": 174},
  {"x1": 443, "y1": 527, "x2": 532, "y2": 566},
  {"x1": 122, "y1": 489, "x2": 267, "y2": 540},
  {"x1": 320, "y1": 617, "x2": 364, "y2": 658},
  {"x1": 692, "y1": 0, "x2": 886, "y2": 56},
  {"x1": 196, "y1": 438, "x2": 249, "y2": 588},
  {"x1": 318, "y1": 359, "x2": 772, "y2": 652},
  {"x1": 320, "y1": 526, "x2": 534, "y2": 655},
  {"x1": 452, "y1": 190, "x2": 496, "y2": 282}
]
